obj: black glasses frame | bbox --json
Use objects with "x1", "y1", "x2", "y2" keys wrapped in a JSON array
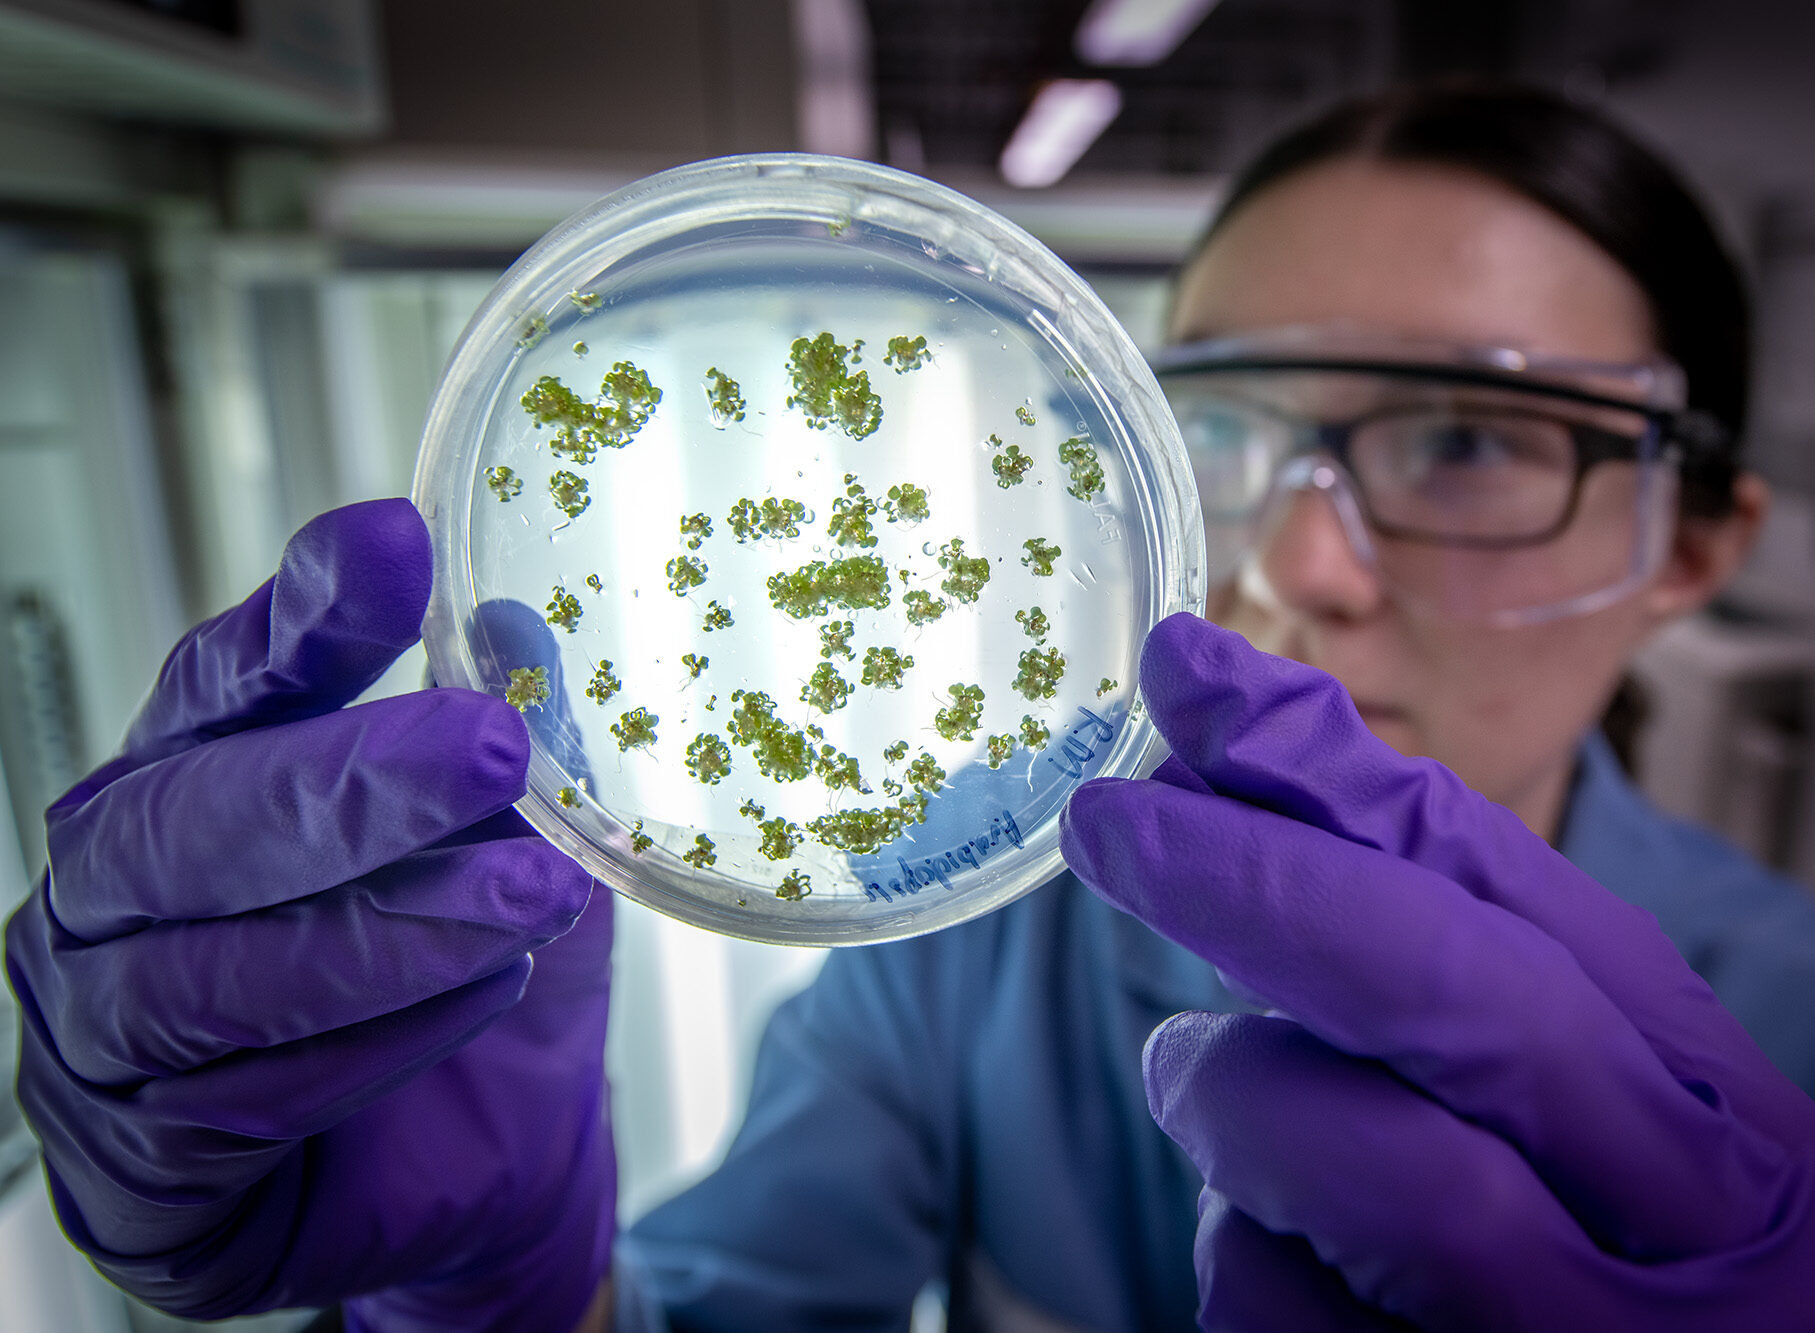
[{"x1": 1158, "y1": 355, "x2": 1723, "y2": 550}]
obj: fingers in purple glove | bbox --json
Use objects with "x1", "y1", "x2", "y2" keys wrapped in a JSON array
[
  {"x1": 47, "y1": 688, "x2": 529, "y2": 942},
  {"x1": 1136, "y1": 612, "x2": 1791, "y2": 1134},
  {"x1": 1063, "y1": 776, "x2": 1785, "y2": 1260},
  {"x1": 13, "y1": 832, "x2": 591, "y2": 1084},
  {"x1": 1191, "y1": 1197, "x2": 1414, "y2": 1333},
  {"x1": 1147, "y1": 1012, "x2": 1747, "y2": 1332},
  {"x1": 0, "y1": 499, "x2": 617, "y2": 1328},
  {"x1": 112, "y1": 498, "x2": 432, "y2": 776},
  {"x1": 15, "y1": 958, "x2": 532, "y2": 1227}
]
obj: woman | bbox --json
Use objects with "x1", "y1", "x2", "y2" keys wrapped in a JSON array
[
  {"x1": 8, "y1": 82, "x2": 1815, "y2": 1332},
  {"x1": 620, "y1": 81, "x2": 1815, "y2": 1328},
  {"x1": 1166, "y1": 81, "x2": 1759, "y2": 849}
]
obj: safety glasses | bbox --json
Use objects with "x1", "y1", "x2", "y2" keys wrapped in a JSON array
[{"x1": 1152, "y1": 328, "x2": 1728, "y2": 626}]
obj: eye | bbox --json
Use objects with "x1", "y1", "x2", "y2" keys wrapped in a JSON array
[
  {"x1": 1415, "y1": 422, "x2": 1516, "y2": 468},
  {"x1": 1391, "y1": 413, "x2": 1576, "y2": 480}
]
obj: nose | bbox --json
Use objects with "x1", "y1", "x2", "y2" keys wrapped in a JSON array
[{"x1": 1243, "y1": 467, "x2": 1384, "y2": 620}]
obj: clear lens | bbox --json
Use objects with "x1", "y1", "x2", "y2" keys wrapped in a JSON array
[
  {"x1": 1371, "y1": 457, "x2": 1655, "y2": 619},
  {"x1": 1352, "y1": 403, "x2": 1583, "y2": 542},
  {"x1": 1178, "y1": 398, "x2": 1289, "y2": 520}
]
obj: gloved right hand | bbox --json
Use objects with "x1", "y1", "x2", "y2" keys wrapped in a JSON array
[
  {"x1": 1063, "y1": 613, "x2": 1815, "y2": 1331},
  {"x1": 3, "y1": 499, "x2": 615, "y2": 1332}
]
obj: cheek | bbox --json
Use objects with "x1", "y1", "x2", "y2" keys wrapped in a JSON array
[
  {"x1": 1398, "y1": 608, "x2": 1645, "y2": 798},
  {"x1": 1204, "y1": 573, "x2": 1647, "y2": 807}
]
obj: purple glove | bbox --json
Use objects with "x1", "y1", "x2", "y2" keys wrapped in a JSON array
[
  {"x1": 1061, "y1": 612, "x2": 1815, "y2": 1332},
  {"x1": 3, "y1": 499, "x2": 614, "y2": 1331}
]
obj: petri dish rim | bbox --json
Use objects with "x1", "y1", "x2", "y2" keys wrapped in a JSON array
[{"x1": 413, "y1": 152, "x2": 1204, "y2": 947}]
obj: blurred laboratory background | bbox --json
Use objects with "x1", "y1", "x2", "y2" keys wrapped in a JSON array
[{"x1": 2, "y1": 0, "x2": 1814, "y2": 1327}]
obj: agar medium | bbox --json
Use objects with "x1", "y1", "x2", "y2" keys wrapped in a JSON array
[{"x1": 413, "y1": 154, "x2": 1204, "y2": 945}]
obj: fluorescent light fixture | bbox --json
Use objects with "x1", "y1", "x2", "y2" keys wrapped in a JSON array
[
  {"x1": 793, "y1": 0, "x2": 877, "y2": 158},
  {"x1": 999, "y1": 79, "x2": 1123, "y2": 189},
  {"x1": 1075, "y1": 0, "x2": 1222, "y2": 65}
]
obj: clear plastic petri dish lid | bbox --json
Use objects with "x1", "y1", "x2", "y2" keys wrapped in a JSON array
[{"x1": 413, "y1": 153, "x2": 1204, "y2": 946}]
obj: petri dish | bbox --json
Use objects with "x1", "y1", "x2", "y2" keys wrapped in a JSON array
[{"x1": 413, "y1": 153, "x2": 1204, "y2": 946}]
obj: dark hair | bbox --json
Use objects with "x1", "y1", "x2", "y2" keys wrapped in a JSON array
[{"x1": 1188, "y1": 80, "x2": 1750, "y2": 517}]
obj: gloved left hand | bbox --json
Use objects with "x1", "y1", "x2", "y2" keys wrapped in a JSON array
[
  {"x1": 3, "y1": 500, "x2": 614, "y2": 1331},
  {"x1": 1061, "y1": 612, "x2": 1815, "y2": 1331}
]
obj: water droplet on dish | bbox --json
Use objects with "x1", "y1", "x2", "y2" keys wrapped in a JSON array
[{"x1": 921, "y1": 541, "x2": 936, "y2": 556}]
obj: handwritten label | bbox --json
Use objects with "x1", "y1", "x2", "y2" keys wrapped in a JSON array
[
  {"x1": 863, "y1": 809, "x2": 1024, "y2": 902},
  {"x1": 857, "y1": 704, "x2": 1119, "y2": 903},
  {"x1": 1045, "y1": 704, "x2": 1115, "y2": 779}
]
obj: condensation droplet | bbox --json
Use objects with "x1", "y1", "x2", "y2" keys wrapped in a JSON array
[{"x1": 921, "y1": 541, "x2": 936, "y2": 556}]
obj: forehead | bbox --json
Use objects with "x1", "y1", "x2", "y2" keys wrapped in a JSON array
[{"x1": 1170, "y1": 159, "x2": 1656, "y2": 364}]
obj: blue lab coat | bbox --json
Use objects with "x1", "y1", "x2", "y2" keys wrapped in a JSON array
[{"x1": 615, "y1": 733, "x2": 1815, "y2": 1330}]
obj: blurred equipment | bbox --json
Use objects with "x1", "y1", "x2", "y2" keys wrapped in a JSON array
[
  {"x1": 1631, "y1": 612, "x2": 1813, "y2": 874},
  {"x1": 0, "y1": 239, "x2": 184, "y2": 885},
  {"x1": 0, "y1": 0, "x2": 382, "y2": 136}
]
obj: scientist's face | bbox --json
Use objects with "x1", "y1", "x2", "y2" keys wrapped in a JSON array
[{"x1": 1169, "y1": 158, "x2": 1757, "y2": 839}]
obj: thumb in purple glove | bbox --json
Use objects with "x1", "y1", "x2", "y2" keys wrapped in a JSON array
[
  {"x1": 1062, "y1": 612, "x2": 1815, "y2": 1331},
  {"x1": 3, "y1": 499, "x2": 614, "y2": 1331}
]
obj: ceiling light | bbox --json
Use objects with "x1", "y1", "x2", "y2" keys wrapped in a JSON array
[
  {"x1": 793, "y1": 0, "x2": 876, "y2": 158},
  {"x1": 999, "y1": 79, "x2": 1123, "y2": 189},
  {"x1": 1075, "y1": 0, "x2": 1222, "y2": 66}
]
